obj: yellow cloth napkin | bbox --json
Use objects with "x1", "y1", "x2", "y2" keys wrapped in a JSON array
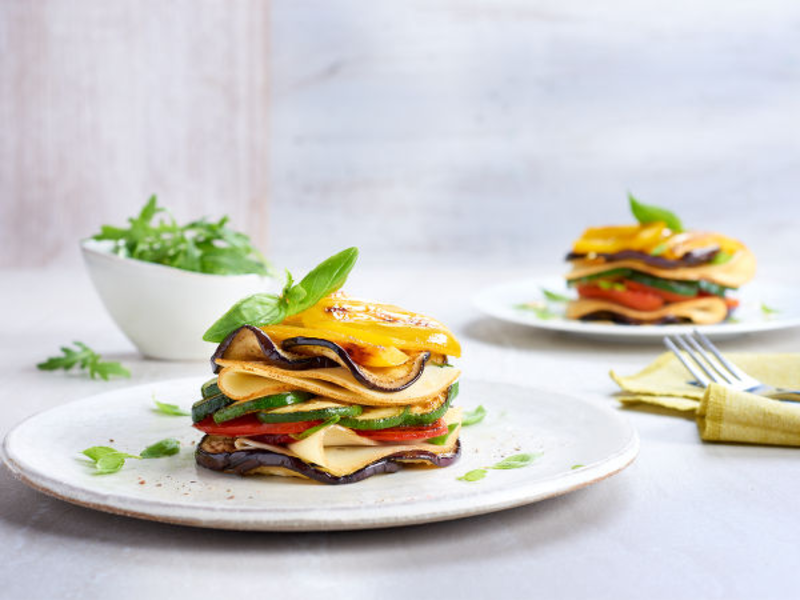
[{"x1": 611, "y1": 352, "x2": 800, "y2": 446}]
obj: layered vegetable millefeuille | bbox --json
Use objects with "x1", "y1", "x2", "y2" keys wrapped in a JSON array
[
  {"x1": 192, "y1": 248, "x2": 463, "y2": 484},
  {"x1": 564, "y1": 196, "x2": 756, "y2": 325}
]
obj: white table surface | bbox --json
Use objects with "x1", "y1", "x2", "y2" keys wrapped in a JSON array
[{"x1": 1, "y1": 266, "x2": 798, "y2": 600}]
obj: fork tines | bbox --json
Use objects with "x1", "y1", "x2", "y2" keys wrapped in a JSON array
[{"x1": 663, "y1": 330, "x2": 747, "y2": 388}]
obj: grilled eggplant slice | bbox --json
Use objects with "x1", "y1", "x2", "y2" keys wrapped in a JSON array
[
  {"x1": 281, "y1": 336, "x2": 430, "y2": 392},
  {"x1": 195, "y1": 435, "x2": 461, "y2": 485}
]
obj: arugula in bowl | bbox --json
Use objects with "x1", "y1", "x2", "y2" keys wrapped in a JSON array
[{"x1": 90, "y1": 196, "x2": 273, "y2": 276}]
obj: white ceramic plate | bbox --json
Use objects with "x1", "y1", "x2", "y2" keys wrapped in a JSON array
[
  {"x1": 474, "y1": 277, "x2": 800, "y2": 342},
  {"x1": 2, "y1": 378, "x2": 637, "y2": 531}
]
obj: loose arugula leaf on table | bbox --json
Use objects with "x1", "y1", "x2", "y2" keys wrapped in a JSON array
[
  {"x1": 628, "y1": 193, "x2": 684, "y2": 233},
  {"x1": 203, "y1": 247, "x2": 359, "y2": 343},
  {"x1": 92, "y1": 195, "x2": 272, "y2": 276},
  {"x1": 152, "y1": 398, "x2": 190, "y2": 417},
  {"x1": 457, "y1": 469, "x2": 487, "y2": 482},
  {"x1": 541, "y1": 288, "x2": 571, "y2": 303},
  {"x1": 461, "y1": 405, "x2": 487, "y2": 427},
  {"x1": 37, "y1": 342, "x2": 130, "y2": 380},
  {"x1": 140, "y1": 438, "x2": 181, "y2": 459}
]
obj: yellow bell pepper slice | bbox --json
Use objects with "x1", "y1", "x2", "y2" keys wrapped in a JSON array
[
  {"x1": 285, "y1": 296, "x2": 462, "y2": 357},
  {"x1": 572, "y1": 222, "x2": 670, "y2": 255}
]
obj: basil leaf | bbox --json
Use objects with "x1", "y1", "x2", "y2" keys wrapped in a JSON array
[
  {"x1": 597, "y1": 280, "x2": 626, "y2": 292},
  {"x1": 95, "y1": 454, "x2": 128, "y2": 475},
  {"x1": 628, "y1": 193, "x2": 684, "y2": 232},
  {"x1": 462, "y1": 405, "x2": 486, "y2": 427},
  {"x1": 287, "y1": 247, "x2": 359, "y2": 316},
  {"x1": 81, "y1": 446, "x2": 140, "y2": 475},
  {"x1": 761, "y1": 303, "x2": 780, "y2": 315},
  {"x1": 203, "y1": 247, "x2": 359, "y2": 343},
  {"x1": 427, "y1": 423, "x2": 458, "y2": 446},
  {"x1": 140, "y1": 438, "x2": 181, "y2": 459},
  {"x1": 293, "y1": 416, "x2": 340, "y2": 440},
  {"x1": 515, "y1": 303, "x2": 556, "y2": 320},
  {"x1": 203, "y1": 293, "x2": 287, "y2": 343},
  {"x1": 541, "y1": 288, "x2": 571, "y2": 303},
  {"x1": 650, "y1": 243, "x2": 668, "y2": 256},
  {"x1": 457, "y1": 468, "x2": 487, "y2": 482},
  {"x1": 153, "y1": 399, "x2": 190, "y2": 417},
  {"x1": 490, "y1": 452, "x2": 541, "y2": 470},
  {"x1": 571, "y1": 464, "x2": 585, "y2": 470}
]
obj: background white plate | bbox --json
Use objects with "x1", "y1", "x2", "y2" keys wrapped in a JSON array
[
  {"x1": 2, "y1": 378, "x2": 637, "y2": 532},
  {"x1": 474, "y1": 277, "x2": 800, "y2": 342}
]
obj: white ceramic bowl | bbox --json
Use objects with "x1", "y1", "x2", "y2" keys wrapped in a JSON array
[{"x1": 80, "y1": 240, "x2": 277, "y2": 360}]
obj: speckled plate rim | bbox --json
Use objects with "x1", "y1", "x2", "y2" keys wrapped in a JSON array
[
  {"x1": 2, "y1": 379, "x2": 639, "y2": 532},
  {"x1": 474, "y1": 276, "x2": 800, "y2": 342}
]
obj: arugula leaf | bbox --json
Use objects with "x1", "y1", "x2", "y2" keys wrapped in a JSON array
[
  {"x1": 292, "y1": 416, "x2": 340, "y2": 440},
  {"x1": 542, "y1": 288, "x2": 571, "y2": 303},
  {"x1": 92, "y1": 195, "x2": 272, "y2": 276},
  {"x1": 515, "y1": 303, "x2": 557, "y2": 320},
  {"x1": 427, "y1": 423, "x2": 458, "y2": 445},
  {"x1": 81, "y1": 446, "x2": 140, "y2": 475},
  {"x1": 38, "y1": 342, "x2": 130, "y2": 380},
  {"x1": 457, "y1": 468, "x2": 487, "y2": 482},
  {"x1": 140, "y1": 438, "x2": 180, "y2": 458},
  {"x1": 462, "y1": 405, "x2": 487, "y2": 427},
  {"x1": 628, "y1": 193, "x2": 684, "y2": 232},
  {"x1": 203, "y1": 247, "x2": 359, "y2": 343},
  {"x1": 761, "y1": 303, "x2": 780, "y2": 315},
  {"x1": 490, "y1": 453, "x2": 542, "y2": 470},
  {"x1": 153, "y1": 398, "x2": 190, "y2": 417}
]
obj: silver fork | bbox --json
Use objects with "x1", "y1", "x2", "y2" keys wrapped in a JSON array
[{"x1": 664, "y1": 330, "x2": 800, "y2": 403}]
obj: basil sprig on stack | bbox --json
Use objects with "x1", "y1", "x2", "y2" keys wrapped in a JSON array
[{"x1": 203, "y1": 247, "x2": 359, "y2": 343}]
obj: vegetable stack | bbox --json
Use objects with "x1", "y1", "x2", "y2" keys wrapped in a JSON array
[
  {"x1": 564, "y1": 195, "x2": 756, "y2": 325},
  {"x1": 192, "y1": 248, "x2": 463, "y2": 484}
]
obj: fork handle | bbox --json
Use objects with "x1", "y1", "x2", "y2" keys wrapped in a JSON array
[{"x1": 762, "y1": 389, "x2": 800, "y2": 404}]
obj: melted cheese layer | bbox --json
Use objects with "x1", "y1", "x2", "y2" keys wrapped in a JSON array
[
  {"x1": 216, "y1": 360, "x2": 460, "y2": 406},
  {"x1": 235, "y1": 408, "x2": 462, "y2": 478}
]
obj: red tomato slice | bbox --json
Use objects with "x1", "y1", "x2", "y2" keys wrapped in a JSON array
[
  {"x1": 576, "y1": 284, "x2": 664, "y2": 311},
  {"x1": 623, "y1": 280, "x2": 697, "y2": 303},
  {"x1": 698, "y1": 290, "x2": 740, "y2": 310},
  {"x1": 193, "y1": 415, "x2": 320, "y2": 437},
  {"x1": 357, "y1": 419, "x2": 450, "y2": 442}
]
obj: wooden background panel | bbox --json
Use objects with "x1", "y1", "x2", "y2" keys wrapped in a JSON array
[{"x1": 0, "y1": 0, "x2": 270, "y2": 268}]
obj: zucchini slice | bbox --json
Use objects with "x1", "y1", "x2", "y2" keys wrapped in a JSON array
[
  {"x1": 257, "y1": 400, "x2": 363, "y2": 423},
  {"x1": 213, "y1": 391, "x2": 315, "y2": 424},
  {"x1": 338, "y1": 406, "x2": 409, "y2": 430},
  {"x1": 192, "y1": 393, "x2": 234, "y2": 423},
  {"x1": 201, "y1": 378, "x2": 222, "y2": 399},
  {"x1": 405, "y1": 383, "x2": 458, "y2": 426}
]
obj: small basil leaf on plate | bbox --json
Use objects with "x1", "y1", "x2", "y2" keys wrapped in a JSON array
[
  {"x1": 153, "y1": 399, "x2": 190, "y2": 417},
  {"x1": 761, "y1": 303, "x2": 780, "y2": 315},
  {"x1": 95, "y1": 454, "x2": 128, "y2": 475},
  {"x1": 628, "y1": 193, "x2": 684, "y2": 233},
  {"x1": 515, "y1": 303, "x2": 557, "y2": 320},
  {"x1": 490, "y1": 452, "x2": 542, "y2": 470},
  {"x1": 462, "y1": 405, "x2": 487, "y2": 427},
  {"x1": 140, "y1": 438, "x2": 181, "y2": 459},
  {"x1": 541, "y1": 288, "x2": 571, "y2": 303},
  {"x1": 457, "y1": 468, "x2": 487, "y2": 482}
]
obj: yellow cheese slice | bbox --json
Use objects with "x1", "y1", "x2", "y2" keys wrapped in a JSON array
[
  {"x1": 216, "y1": 361, "x2": 460, "y2": 406},
  {"x1": 566, "y1": 296, "x2": 728, "y2": 324},
  {"x1": 235, "y1": 408, "x2": 462, "y2": 478},
  {"x1": 566, "y1": 247, "x2": 756, "y2": 288}
]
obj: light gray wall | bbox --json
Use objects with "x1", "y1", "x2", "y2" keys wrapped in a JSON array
[{"x1": 269, "y1": 0, "x2": 800, "y2": 270}]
